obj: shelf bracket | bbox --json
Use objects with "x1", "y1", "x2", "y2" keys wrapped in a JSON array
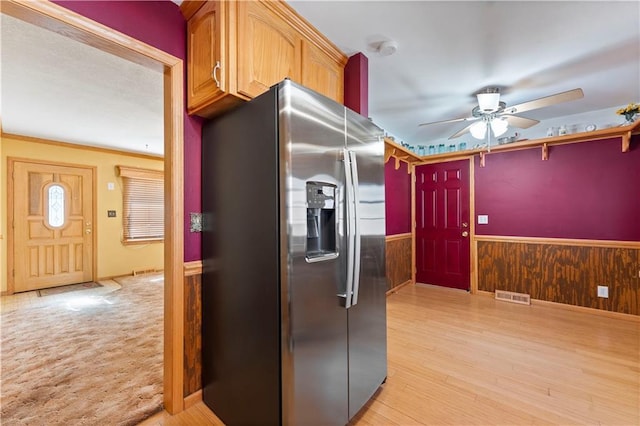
[
  {"x1": 542, "y1": 143, "x2": 549, "y2": 161},
  {"x1": 394, "y1": 156, "x2": 401, "y2": 170},
  {"x1": 384, "y1": 148, "x2": 393, "y2": 164},
  {"x1": 621, "y1": 131, "x2": 631, "y2": 152},
  {"x1": 479, "y1": 151, "x2": 486, "y2": 168}
]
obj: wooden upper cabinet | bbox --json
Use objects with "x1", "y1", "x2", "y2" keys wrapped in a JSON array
[
  {"x1": 237, "y1": 1, "x2": 301, "y2": 99},
  {"x1": 187, "y1": 1, "x2": 223, "y2": 113},
  {"x1": 301, "y1": 41, "x2": 344, "y2": 104},
  {"x1": 185, "y1": 0, "x2": 347, "y2": 118}
]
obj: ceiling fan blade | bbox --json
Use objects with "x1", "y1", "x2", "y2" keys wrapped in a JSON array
[
  {"x1": 419, "y1": 116, "x2": 478, "y2": 127},
  {"x1": 502, "y1": 115, "x2": 540, "y2": 129},
  {"x1": 448, "y1": 122, "x2": 475, "y2": 139},
  {"x1": 503, "y1": 88, "x2": 584, "y2": 115}
]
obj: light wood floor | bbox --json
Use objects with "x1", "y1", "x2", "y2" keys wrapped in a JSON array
[{"x1": 140, "y1": 283, "x2": 640, "y2": 425}]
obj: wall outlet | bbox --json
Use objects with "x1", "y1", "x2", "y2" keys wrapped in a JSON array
[
  {"x1": 477, "y1": 214, "x2": 489, "y2": 225},
  {"x1": 107, "y1": 210, "x2": 117, "y2": 218},
  {"x1": 597, "y1": 285, "x2": 609, "y2": 298}
]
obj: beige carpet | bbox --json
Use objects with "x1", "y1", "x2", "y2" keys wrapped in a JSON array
[
  {"x1": 0, "y1": 273, "x2": 164, "y2": 425},
  {"x1": 37, "y1": 281, "x2": 103, "y2": 297}
]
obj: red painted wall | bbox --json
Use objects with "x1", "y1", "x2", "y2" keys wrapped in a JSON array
[
  {"x1": 53, "y1": 0, "x2": 204, "y2": 261},
  {"x1": 344, "y1": 53, "x2": 368, "y2": 117},
  {"x1": 474, "y1": 135, "x2": 640, "y2": 241},
  {"x1": 346, "y1": 52, "x2": 411, "y2": 236},
  {"x1": 385, "y1": 161, "x2": 412, "y2": 235}
]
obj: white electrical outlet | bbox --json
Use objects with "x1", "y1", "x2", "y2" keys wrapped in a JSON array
[
  {"x1": 597, "y1": 285, "x2": 609, "y2": 298},
  {"x1": 477, "y1": 214, "x2": 489, "y2": 225}
]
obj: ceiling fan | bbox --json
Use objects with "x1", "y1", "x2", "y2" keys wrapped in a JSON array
[{"x1": 419, "y1": 88, "x2": 584, "y2": 140}]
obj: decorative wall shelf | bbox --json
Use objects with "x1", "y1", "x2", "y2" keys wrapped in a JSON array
[
  {"x1": 410, "y1": 119, "x2": 640, "y2": 168},
  {"x1": 384, "y1": 138, "x2": 423, "y2": 173}
]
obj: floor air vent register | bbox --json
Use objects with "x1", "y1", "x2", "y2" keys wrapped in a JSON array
[{"x1": 495, "y1": 290, "x2": 531, "y2": 305}]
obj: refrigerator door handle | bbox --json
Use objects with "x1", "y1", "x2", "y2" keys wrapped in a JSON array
[
  {"x1": 349, "y1": 151, "x2": 361, "y2": 306},
  {"x1": 343, "y1": 148, "x2": 355, "y2": 309}
]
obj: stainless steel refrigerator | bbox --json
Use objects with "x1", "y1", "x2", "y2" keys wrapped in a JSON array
[{"x1": 201, "y1": 79, "x2": 387, "y2": 425}]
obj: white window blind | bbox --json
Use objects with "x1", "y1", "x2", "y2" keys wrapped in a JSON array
[{"x1": 117, "y1": 166, "x2": 164, "y2": 243}]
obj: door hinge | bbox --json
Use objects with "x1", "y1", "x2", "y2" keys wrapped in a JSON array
[{"x1": 12, "y1": 269, "x2": 15, "y2": 277}]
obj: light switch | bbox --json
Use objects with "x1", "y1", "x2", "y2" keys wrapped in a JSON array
[
  {"x1": 107, "y1": 182, "x2": 115, "y2": 190},
  {"x1": 477, "y1": 215, "x2": 489, "y2": 225},
  {"x1": 107, "y1": 210, "x2": 117, "y2": 218}
]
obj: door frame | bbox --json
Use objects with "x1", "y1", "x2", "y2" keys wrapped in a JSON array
[
  {"x1": 1, "y1": 0, "x2": 185, "y2": 414},
  {"x1": 412, "y1": 156, "x2": 477, "y2": 293},
  {"x1": 7, "y1": 157, "x2": 97, "y2": 293}
]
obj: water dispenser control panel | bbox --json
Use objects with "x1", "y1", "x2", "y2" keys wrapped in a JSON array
[{"x1": 306, "y1": 184, "x2": 335, "y2": 209}]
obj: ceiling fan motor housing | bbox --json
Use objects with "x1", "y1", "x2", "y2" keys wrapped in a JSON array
[
  {"x1": 472, "y1": 102, "x2": 506, "y2": 117},
  {"x1": 477, "y1": 91, "x2": 502, "y2": 112}
]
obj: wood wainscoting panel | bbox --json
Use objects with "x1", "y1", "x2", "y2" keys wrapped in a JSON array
[
  {"x1": 183, "y1": 261, "x2": 202, "y2": 397},
  {"x1": 540, "y1": 245, "x2": 638, "y2": 315},
  {"x1": 478, "y1": 239, "x2": 639, "y2": 315},
  {"x1": 477, "y1": 241, "x2": 542, "y2": 294},
  {"x1": 386, "y1": 234, "x2": 412, "y2": 291}
]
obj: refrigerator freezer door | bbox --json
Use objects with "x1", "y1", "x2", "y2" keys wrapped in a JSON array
[
  {"x1": 279, "y1": 81, "x2": 350, "y2": 425},
  {"x1": 201, "y1": 86, "x2": 282, "y2": 425},
  {"x1": 345, "y1": 109, "x2": 388, "y2": 420}
]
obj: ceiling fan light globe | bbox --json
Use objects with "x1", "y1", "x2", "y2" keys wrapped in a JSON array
[
  {"x1": 490, "y1": 118, "x2": 509, "y2": 137},
  {"x1": 470, "y1": 121, "x2": 487, "y2": 139},
  {"x1": 477, "y1": 93, "x2": 500, "y2": 112}
]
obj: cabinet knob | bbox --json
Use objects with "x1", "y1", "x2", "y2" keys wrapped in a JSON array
[
  {"x1": 212, "y1": 61, "x2": 221, "y2": 88},
  {"x1": 462, "y1": 231, "x2": 469, "y2": 238}
]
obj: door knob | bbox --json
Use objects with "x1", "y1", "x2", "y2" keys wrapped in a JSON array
[
  {"x1": 462, "y1": 231, "x2": 469, "y2": 237},
  {"x1": 86, "y1": 229, "x2": 92, "y2": 234}
]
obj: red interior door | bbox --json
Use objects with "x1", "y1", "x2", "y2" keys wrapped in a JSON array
[{"x1": 415, "y1": 160, "x2": 470, "y2": 290}]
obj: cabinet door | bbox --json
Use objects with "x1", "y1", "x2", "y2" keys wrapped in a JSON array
[
  {"x1": 237, "y1": 1, "x2": 300, "y2": 99},
  {"x1": 187, "y1": 1, "x2": 223, "y2": 111},
  {"x1": 301, "y1": 41, "x2": 344, "y2": 103}
]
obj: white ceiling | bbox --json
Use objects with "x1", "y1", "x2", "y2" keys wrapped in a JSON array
[
  {"x1": 1, "y1": 13, "x2": 164, "y2": 156},
  {"x1": 289, "y1": 0, "x2": 640, "y2": 147},
  {"x1": 1, "y1": 1, "x2": 639, "y2": 155}
]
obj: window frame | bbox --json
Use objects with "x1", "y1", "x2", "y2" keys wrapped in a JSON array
[{"x1": 117, "y1": 165, "x2": 164, "y2": 245}]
